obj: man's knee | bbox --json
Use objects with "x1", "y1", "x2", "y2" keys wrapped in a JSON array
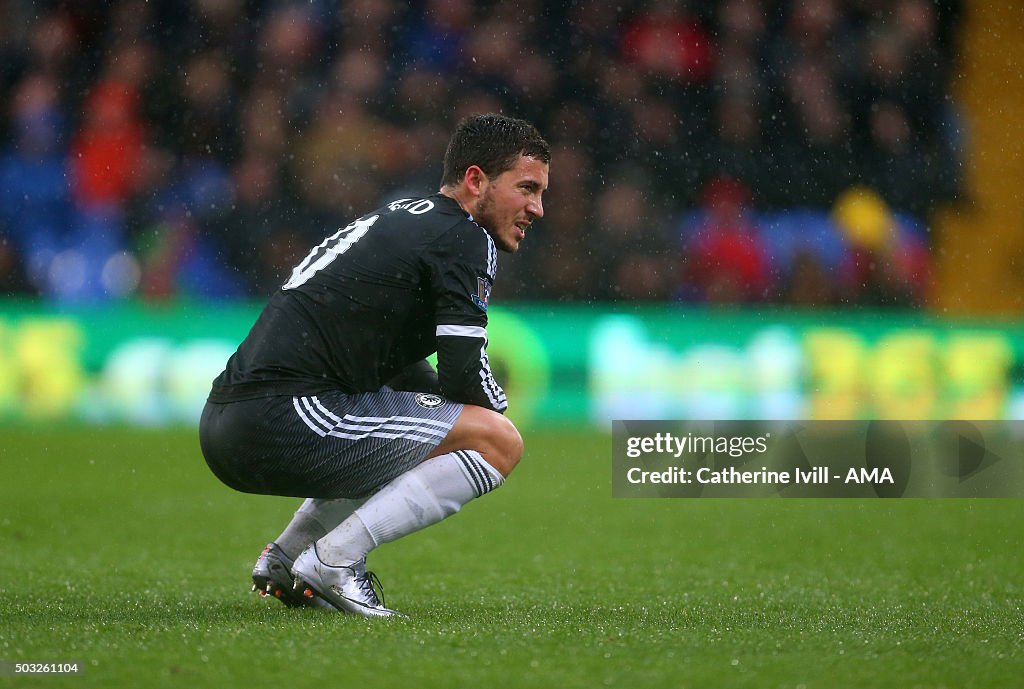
[
  {"x1": 493, "y1": 414, "x2": 524, "y2": 476},
  {"x1": 463, "y1": 407, "x2": 522, "y2": 477},
  {"x1": 429, "y1": 405, "x2": 524, "y2": 478}
]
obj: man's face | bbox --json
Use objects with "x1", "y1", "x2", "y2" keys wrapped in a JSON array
[{"x1": 471, "y1": 155, "x2": 548, "y2": 253}]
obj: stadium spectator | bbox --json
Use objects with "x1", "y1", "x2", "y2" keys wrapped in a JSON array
[
  {"x1": 401, "y1": 0, "x2": 474, "y2": 71},
  {"x1": 137, "y1": 201, "x2": 247, "y2": 300},
  {"x1": 294, "y1": 79, "x2": 389, "y2": 220},
  {"x1": 26, "y1": 9, "x2": 78, "y2": 81},
  {"x1": 179, "y1": 0, "x2": 251, "y2": 57},
  {"x1": 217, "y1": 153, "x2": 303, "y2": 296},
  {"x1": 177, "y1": 50, "x2": 239, "y2": 160},
  {"x1": 620, "y1": 0, "x2": 715, "y2": 83},
  {"x1": 774, "y1": 59, "x2": 858, "y2": 209},
  {"x1": 711, "y1": 0, "x2": 769, "y2": 116},
  {"x1": 832, "y1": 186, "x2": 931, "y2": 307},
  {"x1": 0, "y1": 73, "x2": 76, "y2": 294},
  {"x1": 854, "y1": 40, "x2": 959, "y2": 217},
  {"x1": 592, "y1": 169, "x2": 675, "y2": 301},
  {"x1": 782, "y1": 249, "x2": 836, "y2": 307},
  {"x1": 69, "y1": 78, "x2": 144, "y2": 209},
  {"x1": 680, "y1": 176, "x2": 770, "y2": 304},
  {"x1": 702, "y1": 95, "x2": 771, "y2": 208}
]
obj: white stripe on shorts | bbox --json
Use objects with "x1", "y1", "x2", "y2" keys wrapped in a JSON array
[
  {"x1": 312, "y1": 398, "x2": 448, "y2": 438},
  {"x1": 294, "y1": 397, "x2": 327, "y2": 437},
  {"x1": 312, "y1": 397, "x2": 455, "y2": 430},
  {"x1": 294, "y1": 396, "x2": 452, "y2": 444}
]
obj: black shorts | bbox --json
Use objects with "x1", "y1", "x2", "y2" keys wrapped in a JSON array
[{"x1": 199, "y1": 389, "x2": 463, "y2": 499}]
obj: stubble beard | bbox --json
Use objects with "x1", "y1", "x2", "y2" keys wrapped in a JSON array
[{"x1": 473, "y1": 187, "x2": 516, "y2": 253}]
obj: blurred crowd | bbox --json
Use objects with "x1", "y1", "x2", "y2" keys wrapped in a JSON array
[{"x1": 0, "y1": 0, "x2": 963, "y2": 306}]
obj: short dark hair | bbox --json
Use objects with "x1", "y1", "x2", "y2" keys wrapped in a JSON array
[{"x1": 441, "y1": 113, "x2": 551, "y2": 187}]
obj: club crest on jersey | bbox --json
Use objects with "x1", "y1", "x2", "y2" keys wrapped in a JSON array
[
  {"x1": 472, "y1": 277, "x2": 492, "y2": 312},
  {"x1": 415, "y1": 393, "x2": 445, "y2": 409}
]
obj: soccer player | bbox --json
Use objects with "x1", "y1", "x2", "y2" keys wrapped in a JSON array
[{"x1": 199, "y1": 114, "x2": 549, "y2": 618}]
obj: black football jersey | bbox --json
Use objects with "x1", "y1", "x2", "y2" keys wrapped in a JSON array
[{"x1": 209, "y1": 193, "x2": 507, "y2": 413}]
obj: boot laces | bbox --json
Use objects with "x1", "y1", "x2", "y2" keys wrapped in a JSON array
[{"x1": 358, "y1": 569, "x2": 386, "y2": 608}]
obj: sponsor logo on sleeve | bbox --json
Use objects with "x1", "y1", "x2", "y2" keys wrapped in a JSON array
[{"x1": 472, "y1": 276, "x2": 492, "y2": 311}]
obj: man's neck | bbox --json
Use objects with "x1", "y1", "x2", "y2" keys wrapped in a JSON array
[{"x1": 439, "y1": 186, "x2": 474, "y2": 217}]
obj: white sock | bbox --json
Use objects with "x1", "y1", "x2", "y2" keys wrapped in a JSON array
[
  {"x1": 275, "y1": 497, "x2": 364, "y2": 560},
  {"x1": 315, "y1": 450, "x2": 504, "y2": 566}
]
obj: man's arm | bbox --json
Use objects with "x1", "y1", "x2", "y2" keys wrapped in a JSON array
[
  {"x1": 435, "y1": 326, "x2": 507, "y2": 412},
  {"x1": 429, "y1": 223, "x2": 508, "y2": 413}
]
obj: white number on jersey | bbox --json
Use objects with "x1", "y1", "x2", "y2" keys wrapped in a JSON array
[
  {"x1": 282, "y1": 215, "x2": 379, "y2": 290},
  {"x1": 387, "y1": 198, "x2": 435, "y2": 214}
]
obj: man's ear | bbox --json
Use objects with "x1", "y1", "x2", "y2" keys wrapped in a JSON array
[{"x1": 463, "y1": 165, "x2": 488, "y2": 198}]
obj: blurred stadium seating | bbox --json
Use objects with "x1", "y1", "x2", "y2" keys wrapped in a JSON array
[{"x1": 1, "y1": 0, "x2": 965, "y2": 305}]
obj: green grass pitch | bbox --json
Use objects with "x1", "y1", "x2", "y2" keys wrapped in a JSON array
[{"x1": 2, "y1": 427, "x2": 1022, "y2": 688}]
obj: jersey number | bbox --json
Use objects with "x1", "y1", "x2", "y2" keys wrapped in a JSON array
[{"x1": 282, "y1": 215, "x2": 378, "y2": 290}]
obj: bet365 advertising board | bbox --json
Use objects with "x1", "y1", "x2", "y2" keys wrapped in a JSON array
[{"x1": 0, "y1": 301, "x2": 1021, "y2": 426}]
